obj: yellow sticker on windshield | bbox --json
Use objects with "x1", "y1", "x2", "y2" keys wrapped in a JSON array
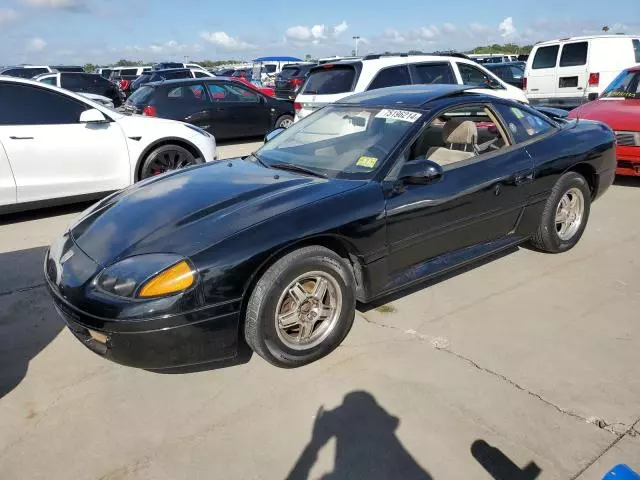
[
  {"x1": 511, "y1": 107, "x2": 525, "y2": 119},
  {"x1": 356, "y1": 156, "x2": 378, "y2": 168}
]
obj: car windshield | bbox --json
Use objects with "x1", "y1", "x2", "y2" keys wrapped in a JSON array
[
  {"x1": 128, "y1": 86, "x2": 154, "y2": 106},
  {"x1": 256, "y1": 105, "x2": 421, "y2": 180},
  {"x1": 601, "y1": 70, "x2": 640, "y2": 99}
]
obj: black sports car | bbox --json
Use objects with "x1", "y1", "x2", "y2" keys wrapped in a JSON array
[{"x1": 44, "y1": 85, "x2": 616, "y2": 369}]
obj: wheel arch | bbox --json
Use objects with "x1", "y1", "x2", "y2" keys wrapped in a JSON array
[
  {"x1": 565, "y1": 162, "x2": 597, "y2": 199},
  {"x1": 134, "y1": 137, "x2": 204, "y2": 182},
  {"x1": 239, "y1": 234, "x2": 365, "y2": 324}
]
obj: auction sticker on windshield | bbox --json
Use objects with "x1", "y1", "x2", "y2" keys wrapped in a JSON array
[
  {"x1": 356, "y1": 156, "x2": 378, "y2": 168},
  {"x1": 375, "y1": 109, "x2": 422, "y2": 123}
]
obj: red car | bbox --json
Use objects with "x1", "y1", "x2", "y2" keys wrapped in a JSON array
[
  {"x1": 569, "y1": 66, "x2": 640, "y2": 176},
  {"x1": 233, "y1": 76, "x2": 275, "y2": 97}
]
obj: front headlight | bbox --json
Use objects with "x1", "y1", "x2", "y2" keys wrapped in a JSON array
[{"x1": 96, "y1": 254, "x2": 195, "y2": 299}]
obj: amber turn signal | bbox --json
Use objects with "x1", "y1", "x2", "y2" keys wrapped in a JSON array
[{"x1": 138, "y1": 261, "x2": 194, "y2": 298}]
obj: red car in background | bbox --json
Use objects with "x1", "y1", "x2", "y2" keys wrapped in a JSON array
[
  {"x1": 231, "y1": 76, "x2": 275, "y2": 97},
  {"x1": 569, "y1": 66, "x2": 640, "y2": 176}
]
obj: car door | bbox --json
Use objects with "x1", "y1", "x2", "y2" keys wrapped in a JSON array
[
  {"x1": 556, "y1": 41, "x2": 589, "y2": 104},
  {"x1": 384, "y1": 102, "x2": 534, "y2": 276},
  {"x1": 161, "y1": 83, "x2": 212, "y2": 131},
  {"x1": 207, "y1": 82, "x2": 270, "y2": 138},
  {"x1": 0, "y1": 82, "x2": 130, "y2": 203},
  {"x1": 526, "y1": 44, "x2": 560, "y2": 104},
  {"x1": 0, "y1": 141, "x2": 16, "y2": 207}
]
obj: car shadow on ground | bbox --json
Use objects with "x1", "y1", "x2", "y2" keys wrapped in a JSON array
[
  {"x1": 613, "y1": 176, "x2": 640, "y2": 188},
  {"x1": 0, "y1": 246, "x2": 64, "y2": 400},
  {"x1": 358, "y1": 246, "x2": 519, "y2": 313},
  {"x1": 0, "y1": 201, "x2": 91, "y2": 226}
]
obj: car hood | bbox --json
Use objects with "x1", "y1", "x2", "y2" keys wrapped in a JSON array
[
  {"x1": 70, "y1": 159, "x2": 364, "y2": 266},
  {"x1": 568, "y1": 99, "x2": 640, "y2": 131}
]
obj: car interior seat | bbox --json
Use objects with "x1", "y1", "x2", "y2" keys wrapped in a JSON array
[{"x1": 426, "y1": 120, "x2": 478, "y2": 165}]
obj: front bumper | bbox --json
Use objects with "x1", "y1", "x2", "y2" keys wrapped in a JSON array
[
  {"x1": 44, "y1": 239, "x2": 241, "y2": 369},
  {"x1": 616, "y1": 145, "x2": 640, "y2": 177}
]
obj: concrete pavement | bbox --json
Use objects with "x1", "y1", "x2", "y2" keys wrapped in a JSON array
[{"x1": 0, "y1": 144, "x2": 638, "y2": 479}]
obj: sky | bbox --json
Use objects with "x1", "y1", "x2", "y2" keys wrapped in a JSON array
[{"x1": 0, "y1": 0, "x2": 639, "y2": 66}]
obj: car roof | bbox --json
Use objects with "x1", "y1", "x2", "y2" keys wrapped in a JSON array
[
  {"x1": 145, "y1": 77, "x2": 230, "y2": 87},
  {"x1": 151, "y1": 68, "x2": 191, "y2": 74},
  {"x1": 336, "y1": 84, "x2": 483, "y2": 108},
  {"x1": 534, "y1": 34, "x2": 639, "y2": 46}
]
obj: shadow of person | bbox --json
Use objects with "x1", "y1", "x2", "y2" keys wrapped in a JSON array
[
  {"x1": 287, "y1": 391, "x2": 432, "y2": 480},
  {"x1": 0, "y1": 246, "x2": 65, "y2": 399}
]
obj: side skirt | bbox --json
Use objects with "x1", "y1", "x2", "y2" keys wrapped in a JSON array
[{"x1": 372, "y1": 235, "x2": 527, "y2": 301}]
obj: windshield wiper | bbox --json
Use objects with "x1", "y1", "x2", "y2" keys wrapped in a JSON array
[
  {"x1": 270, "y1": 162, "x2": 327, "y2": 179},
  {"x1": 249, "y1": 152, "x2": 270, "y2": 168}
]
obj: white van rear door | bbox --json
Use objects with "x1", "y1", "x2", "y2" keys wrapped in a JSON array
[
  {"x1": 556, "y1": 41, "x2": 589, "y2": 103},
  {"x1": 526, "y1": 44, "x2": 560, "y2": 104}
]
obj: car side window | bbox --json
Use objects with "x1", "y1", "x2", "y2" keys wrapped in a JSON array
[
  {"x1": 166, "y1": 85, "x2": 208, "y2": 103},
  {"x1": 633, "y1": 39, "x2": 640, "y2": 63},
  {"x1": 207, "y1": 83, "x2": 260, "y2": 103},
  {"x1": 61, "y1": 74, "x2": 89, "y2": 89},
  {"x1": 457, "y1": 63, "x2": 498, "y2": 88},
  {"x1": 532, "y1": 45, "x2": 559, "y2": 69},
  {"x1": 0, "y1": 83, "x2": 88, "y2": 125},
  {"x1": 367, "y1": 66, "x2": 411, "y2": 91},
  {"x1": 559, "y1": 42, "x2": 588, "y2": 67},
  {"x1": 405, "y1": 104, "x2": 510, "y2": 169},
  {"x1": 494, "y1": 104, "x2": 555, "y2": 143},
  {"x1": 411, "y1": 62, "x2": 456, "y2": 84},
  {"x1": 194, "y1": 71, "x2": 209, "y2": 78},
  {"x1": 40, "y1": 76, "x2": 58, "y2": 86}
]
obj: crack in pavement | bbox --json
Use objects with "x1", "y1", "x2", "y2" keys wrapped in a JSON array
[
  {"x1": 0, "y1": 283, "x2": 46, "y2": 298},
  {"x1": 360, "y1": 312, "x2": 630, "y2": 436},
  {"x1": 570, "y1": 418, "x2": 640, "y2": 480}
]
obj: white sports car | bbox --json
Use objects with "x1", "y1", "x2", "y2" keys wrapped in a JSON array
[{"x1": 0, "y1": 76, "x2": 217, "y2": 213}]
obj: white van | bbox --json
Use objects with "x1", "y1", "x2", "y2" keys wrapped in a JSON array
[
  {"x1": 294, "y1": 54, "x2": 528, "y2": 122},
  {"x1": 525, "y1": 35, "x2": 640, "y2": 109}
]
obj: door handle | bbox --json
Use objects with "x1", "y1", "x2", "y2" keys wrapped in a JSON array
[
  {"x1": 9, "y1": 136, "x2": 34, "y2": 140},
  {"x1": 512, "y1": 171, "x2": 534, "y2": 186}
]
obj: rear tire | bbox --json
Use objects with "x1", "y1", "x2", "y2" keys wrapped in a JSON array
[
  {"x1": 139, "y1": 144, "x2": 201, "y2": 180},
  {"x1": 244, "y1": 246, "x2": 356, "y2": 368},
  {"x1": 529, "y1": 172, "x2": 591, "y2": 253},
  {"x1": 275, "y1": 114, "x2": 294, "y2": 129}
]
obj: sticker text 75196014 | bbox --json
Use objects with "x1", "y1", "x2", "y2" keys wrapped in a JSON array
[{"x1": 375, "y1": 109, "x2": 422, "y2": 123}]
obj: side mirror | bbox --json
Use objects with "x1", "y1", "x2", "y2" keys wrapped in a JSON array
[
  {"x1": 264, "y1": 127, "x2": 285, "y2": 143},
  {"x1": 398, "y1": 160, "x2": 443, "y2": 185},
  {"x1": 79, "y1": 108, "x2": 107, "y2": 124}
]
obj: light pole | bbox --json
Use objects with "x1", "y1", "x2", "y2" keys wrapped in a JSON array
[{"x1": 353, "y1": 36, "x2": 361, "y2": 57}]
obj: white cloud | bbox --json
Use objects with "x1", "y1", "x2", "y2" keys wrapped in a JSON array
[
  {"x1": 443, "y1": 23, "x2": 457, "y2": 34},
  {"x1": 200, "y1": 31, "x2": 255, "y2": 51},
  {"x1": 27, "y1": 37, "x2": 47, "y2": 52},
  {"x1": 382, "y1": 25, "x2": 440, "y2": 46},
  {"x1": 469, "y1": 23, "x2": 490, "y2": 35},
  {"x1": 285, "y1": 21, "x2": 348, "y2": 46},
  {"x1": 0, "y1": 8, "x2": 19, "y2": 24},
  {"x1": 498, "y1": 17, "x2": 517, "y2": 39},
  {"x1": 124, "y1": 40, "x2": 203, "y2": 56},
  {"x1": 22, "y1": 0, "x2": 88, "y2": 11},
  {"x1": 383, "y1": 28, "x2": 407, "y2": 45}
]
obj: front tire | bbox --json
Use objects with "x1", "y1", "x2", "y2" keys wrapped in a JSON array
[
  {"x1": 529, "y1": 172, "x2": 591, "y2": 253},
  {"x1": 275, "y1": 114, "x2": 294, "y2": 129},
  {"x1": 244, "y1": 246, "x2": 356, "y2": 368},
  {"x1": 139, "y1": 144, "x2": 201, "y2": 180}
]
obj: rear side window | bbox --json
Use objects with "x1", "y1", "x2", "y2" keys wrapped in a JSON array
[
  {"x1": 495, "y1": 104, "x2": 554, "y2": 143},
  {"x1": 0, "y1": 83, "x2": 88, "y2": 125},
  {"x1": 166, "y1": 85, "x2": 208, "y2": 102},
  {"x1": 532, "y1": 45, "x2": 559, "y2": 69},
  {"x1": 279, "y1": 67, "x2": 301, "y2": 79},
  {"x1": 559, "y1": 42, "x2": 588, "y2": 67},
  {"x1": 39, "y1": 76, "x2": 57, "y2": 86},
  {"x1": 128, "y1": 86, "x2": 155, "y2": 106},
  {"x1": 61, "y1": 74, "x2": 91, "y2": 89},
  {"x1": 367, "y1": 65, "x2": 411, "y2": 91},
  {"x1": 194, "y1": 71, "x2": 210, "y2": 78},
  {"x1": 120, "y1": 69, "x2": 138, "y2": 76},
  {"x1": 302, "y1": 66, "x2": 357, "y2": 95},
  {"x1": 163, "y1": 70, "x2": 191, "y2": 80},
  {"x1": 458, "y1": 63, "x2": 494, "y2": 87},
  {"x1": 412, "y1": 62, "x2": 456, "y2": 84},
  {"x1": 633, "y1": 39, "x2": 640, "y2": 63},
  {"x1": 207, "y1": 83, "x2": 260, "y2": 103}
]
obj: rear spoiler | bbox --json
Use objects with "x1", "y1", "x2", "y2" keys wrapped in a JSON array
[{"x1": 533, "y1": 106, "x2": 569, "y2": 120}]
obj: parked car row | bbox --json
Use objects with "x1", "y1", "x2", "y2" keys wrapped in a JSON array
[
  {"x1": 0, "y1": 76, "x2": 217, "y2": 213},
  {"x1": 34, "y1": 72, "x2": 126, "y2": 107}
]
